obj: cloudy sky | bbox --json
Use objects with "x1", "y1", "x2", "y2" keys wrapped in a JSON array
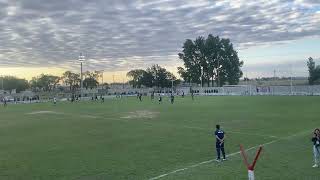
[{"x1": 0, "y1": 0, "x2": 320, "y2": 81}]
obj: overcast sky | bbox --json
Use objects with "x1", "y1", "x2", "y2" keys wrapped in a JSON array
[{"x1": 0, "y1": 0, "x2": 320, "y2": 80}]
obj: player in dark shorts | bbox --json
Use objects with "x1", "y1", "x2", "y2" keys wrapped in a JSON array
[
  {"x1": 100, "y1": 95, "x2": 104, "y2": 103},
  {"x1": 139, "y1": 93, "x2": 142, "y2": 102},
  {"x1": 158, "y1": 94, "x2": 162, "y2": 104},
  {"x1": 191, "y1": 91, "x2": 194, "y2": 100},
  {"x1": 3, "y1": 98, "x2": 7, "y2": 107},
  {"x1": 170, "y1": 94, "x2": 174, "y2": 104},
  {"x1": 214, "y1": 124, "x2": 226, "y2": 162}
]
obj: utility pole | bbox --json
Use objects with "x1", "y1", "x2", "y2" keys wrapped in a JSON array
[
  {"x1": 79, "y1": 53, "x2": 85, "y2": 100},
  {"x1": 101, "y1": 70, "x2": 104, "y2": 85},
  {"x1": 290, "y1": 65, "x2": 293, "y2": 95},
  {"x1": 217, "y1": 56, "x2": 220, "y2": 87},
  {"x1": 201, "y1": 66, "x2": 203, "y2": 88}
]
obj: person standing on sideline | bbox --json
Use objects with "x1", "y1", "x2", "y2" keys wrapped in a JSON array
[
  {"x1": 215, "y1": 124, "x2": 226, "y2": 162},
  {"x1": 312, "y1": 128, "x2": 320, "y2": 168}
]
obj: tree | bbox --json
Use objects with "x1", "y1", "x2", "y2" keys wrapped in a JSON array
[
  {"x1": 83, "y1": 77, "x2": 99, "y2": 89},
  {"x1": 146, "y1": 64, "x2": 177, "y2": 88},
  {"x1": 101, "y1": 82, "x2": 110, "y2": 90},
  {"x1": 82, "y1": 71, "x2": 99, "y2": 89},
  {"x1": 127, "y1": 65, "x2": 178, "y2": 88},
  {"x1": 140, "y1": 71, "x2": 154, "y2": 88},
  {"x1": 178, "y1": 34, "x2": 243, "y2": 86},
  {"x1": 0, "y1": 76, "x2": 29, "y2": 93},
  {"x1": 126, "y1": 69, "x2": 146, "y2": 88},
  {"x1": 30, "y1": 74, "x2": 60, "y2": 91},
  {"x1": 62, "y1": 71, "x2": 80, "y2": 91},
  {"x1": 178, "y1": 39, "x2": 201, "y2": 84},
  {"x1": 307, "y1": 57, "x2": 320, "y2": 85},
  {"x1": 177, "y1": 67, "x2": 190, "y2": 82}
]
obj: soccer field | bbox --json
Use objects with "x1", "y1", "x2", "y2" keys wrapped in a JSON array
[{"x1": 0, "y1": 96, "x2": 319, "y2": 180}]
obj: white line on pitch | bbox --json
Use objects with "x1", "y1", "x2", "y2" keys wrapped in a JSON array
[
  {"x1": 148, "y1": 129, "x2": 312, "y2": 180},
  {"x1": 181, "y1": 125, "x2": 278, "y2": 139}
]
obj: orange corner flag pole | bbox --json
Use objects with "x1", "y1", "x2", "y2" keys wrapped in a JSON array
[{"x1": 240, "y1": 145, "x2": 263, "y2": 180}]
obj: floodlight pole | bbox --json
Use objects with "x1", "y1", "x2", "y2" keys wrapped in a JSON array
[
  {"x1": 81, "y1": 62, "x2": 83, "y2": 99},
  {"x1": 290, "y1": 65, "x2": 293, "y2": 95},
  {"x1": 217, "y1": 56, "x2": 220, "y2": 87},
  {"x1": 201, "y1": 66, "x2": 203, "y2": 88},
  {"x1": 79, "y1": 53, "x2": 85, "y2": 100}
]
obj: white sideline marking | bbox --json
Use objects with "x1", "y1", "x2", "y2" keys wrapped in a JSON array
[
  {"x1": 26, "y1": 111, "x2": 63, "y2": 115},
  {"x1": 148, "y1": 129, "x2": 312, "y2": 180},
  {"x1": 148, "y1": 140, "x2": 277, "y2": 180},
  {"x1": 227, "y1": 131, "x2": 278, "y2": 139},
  {"x1": 181, "y1": 126, "x2": 278, "y2": 139}
]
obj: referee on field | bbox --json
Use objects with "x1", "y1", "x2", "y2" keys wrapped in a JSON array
[{"x1": 215, "y1": 124, "x2": 226, "y2": 162}]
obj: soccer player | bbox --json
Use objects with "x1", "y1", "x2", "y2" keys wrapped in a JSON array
[
  {"x1": 53, "y1": 97, "x2": 57, "y2": 105},
  {"x1": 158, "y1": 94, "x2": 162, "y2": 104},
  {"x1": 139, "y1": 93, "x2": 142, "y2": 102},
  {"x1": 100, "y1": 95, "x2": 104, "y2": 103},
  {"x1": 191, "y1": 91, "x2": 194, "y2": 100},
  {"x1": 170, "y1": 93, "x2": 174, "y2": 104},
  {"x1": 312, "y1": 128, "x2": 320, "y2": 168},
  {"x1": 215, "y1": 124, "x2": 226, "y2": 162},
  {"x1": 3, "y1": 97, "x2": 7, "y2": 107}
]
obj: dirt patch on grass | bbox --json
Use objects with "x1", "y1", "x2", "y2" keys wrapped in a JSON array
[
  {"x1": 121, "y1": 110, "x2": 160, "y2": 119},
  {"x1": 26, "y1": 111, "x2": 63, "y2": 115},
  {"x1": 79, "y1": 115, "x2": 99, "y2": 119}
]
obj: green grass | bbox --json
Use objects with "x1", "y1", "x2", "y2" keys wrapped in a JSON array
[{"x1": 0, "y1": 96, "x2": 319, "y2": 180}]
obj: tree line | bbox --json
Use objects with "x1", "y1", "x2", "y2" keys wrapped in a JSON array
[
  {"x1": 126, "y1": 64, "x2": 180, "y2": 88},
  {"x1": 0, "y1": 70, "x2": 106, "y2": 93}
]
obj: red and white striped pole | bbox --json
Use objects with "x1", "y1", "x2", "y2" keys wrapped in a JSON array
[{"x1": 240, "y1": 145, "x2": 263, "y2": 180}]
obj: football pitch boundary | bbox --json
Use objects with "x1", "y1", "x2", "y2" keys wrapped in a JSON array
[
  {"x1": 26, "y1": 110, "x2": 313, "y2": 179},
  {"x1": 148, "y1": 129, "x2": 312, "y2": 180}
]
